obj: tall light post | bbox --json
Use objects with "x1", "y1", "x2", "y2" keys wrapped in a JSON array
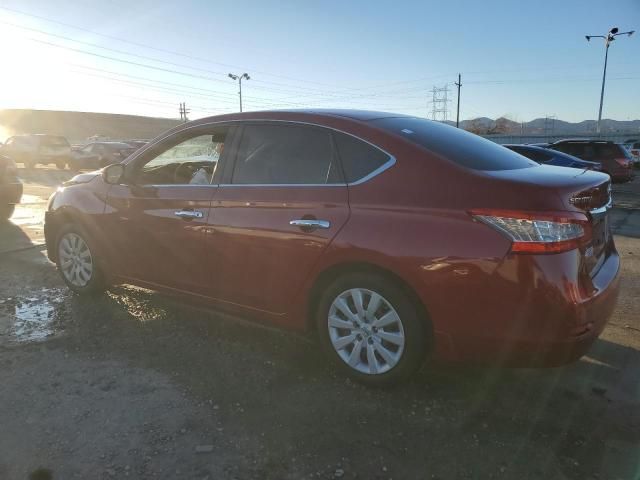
[
  {"x1": 228, "y1": 73, "x2": 250, "y2": 112},
  {"x1": 585, "y1": 27, "x2": 634, "y2": 135}
]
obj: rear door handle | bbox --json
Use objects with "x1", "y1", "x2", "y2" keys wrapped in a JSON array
[
  {"x1": 290, "y1": 219, "x2": 330, "y2": 230},
  {"x1": 175, "y1": 210, "x2": 204, "y2": 219}
]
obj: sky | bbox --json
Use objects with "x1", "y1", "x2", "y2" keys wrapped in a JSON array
[{"x1": 0, "y1": 0, "x2": 638, "y2": 124}]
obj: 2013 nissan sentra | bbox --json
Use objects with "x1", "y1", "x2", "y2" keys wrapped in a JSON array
[{"x1": 44, "y1": 110, "x2": 620, "y2": 385}]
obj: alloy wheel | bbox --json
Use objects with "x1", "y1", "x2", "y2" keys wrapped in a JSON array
[
  {"x1": 327, "y1": 288, "x2": 405, "y2": 375},
  {"x1": 58, "y1": 232, "x2": 93, "y2": 287}
]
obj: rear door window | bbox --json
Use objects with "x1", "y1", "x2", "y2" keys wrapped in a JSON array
[
  {"x1": 333, "y1": 132, "x2": 391, "y2": 183},
  {"x1": 231, "y1": 124, "x2": 341, "y2": 184},
  {"x1": 372, "y1": 117, "x2": 537, "y2": 171}
]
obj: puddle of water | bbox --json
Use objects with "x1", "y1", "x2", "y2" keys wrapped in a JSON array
[
  {"x1": 107, "y1": 286, "x2": 167, "y2": 322},
  {"x1": 0, "y1": 288, "x2": 66, "y2": 344}
]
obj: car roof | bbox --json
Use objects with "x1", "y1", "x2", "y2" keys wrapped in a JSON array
[
  {"x1": 188, "y1": 109, "x2": 412, "y2": 126},
  {"x1": 552, "y1": 138, "x2": 614, "y2": 144},
  {"x1": 504, "y1": 144, "x2": 546, "y2": 150}
]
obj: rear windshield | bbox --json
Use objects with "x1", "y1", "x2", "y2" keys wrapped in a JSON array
[
  {"x1": 597, "y1": 144, "x2": 631, "y2": 159},
  {"x1": 371, "y1": 117, "x2": 537, "y2": 171}
]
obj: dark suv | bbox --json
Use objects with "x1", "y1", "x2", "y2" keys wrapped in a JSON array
[{"x1": 548, "y1": 140, "x2": 634, "y2": 182}]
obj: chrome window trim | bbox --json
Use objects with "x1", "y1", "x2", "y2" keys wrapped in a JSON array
[{"x1": 127, "y1": 118, "x2": 396, "y2": 188}]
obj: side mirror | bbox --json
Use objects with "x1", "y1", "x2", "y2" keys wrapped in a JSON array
[{"x1": 103, "y1": 163, "x2": 125, "y2": 184}]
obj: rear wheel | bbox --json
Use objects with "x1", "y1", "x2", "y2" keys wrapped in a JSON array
[
  {"x1": 55, "y1": 224, "x2": 105, "y2": 294},
  {"x1": 55, "y1": 160, "x2": 67, "y2": 170},
  {"x1": 316, "y1": 272, "x2": 428, "y2": 386}
]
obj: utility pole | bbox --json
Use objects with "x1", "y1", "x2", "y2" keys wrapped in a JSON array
[
  {"x1": 454, "y1": 74, "x2": 462, "y2": 128},
  {"x1": 585, "y1": 27, "x2": 634, "y2": 135},
  {"x1": 228, "y1": 73, "x2": 250, "y2": 112}
]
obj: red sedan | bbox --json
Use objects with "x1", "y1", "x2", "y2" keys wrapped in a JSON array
[{"x1": 44, "y1": 110, "x2": 620, "y2": 385}]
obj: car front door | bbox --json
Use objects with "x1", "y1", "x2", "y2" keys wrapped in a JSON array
[
  {"x1": 206, "y1": 122, "x2": 350, "y2": 318},
  {"x1": 104, "y1": 125, "x2": 232, "y2": 295}
]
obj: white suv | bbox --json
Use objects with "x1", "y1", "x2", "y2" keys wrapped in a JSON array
[{"x1": 1, "y1": 134, "x2": 72, "y2": 169}]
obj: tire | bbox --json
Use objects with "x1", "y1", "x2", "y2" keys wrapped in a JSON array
[
  {"x1": 316, "y1": 272, "x2": 429, "y2": 386},
  {"x1": 55, "y1": 160, "x2": 67, "y2": 170},
  {"x1": 0, "y1": 204, "x2": 15, "y2": 221},
  {"x1": 55, "y1": 223, "x2": 106, "y2": 294}
]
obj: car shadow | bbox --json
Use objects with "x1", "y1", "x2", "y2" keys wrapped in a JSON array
[{"x1": 0, "y1": 217, "x2": 37, "y2": 254}]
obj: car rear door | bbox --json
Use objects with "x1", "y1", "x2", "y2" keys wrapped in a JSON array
[
  {"x1": 205, "y1": 122, "x2": 349, "y2": 316},
  {"x1": 104, "y1": 125, "x2": 232, "y2": 295}
]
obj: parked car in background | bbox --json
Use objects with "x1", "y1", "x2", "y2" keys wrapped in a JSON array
[
  {"x1": 548, "y1": 139, "x2": 634, "y2": 182},
  {"x1": 69, "y1": 142, "x2": 137, "y2": 170},
  {"x1": 0, "y1": 134, "x2": 72, "y2": 169},
  {"x1": 125, "y1": 140, "x2": 148, "y2": 150},
  {"x1": 45, "y1": 110, "x2": 619, "y2": 385},
  {"x1": 623, "y1": 140, "x2": 640, "y2": 165},
  {"x1": 0, "y1": 154, "x2": 22, "y2": 220},
  {"x1": 504, "y1": 144, "x2": 602, "y2": 170}
]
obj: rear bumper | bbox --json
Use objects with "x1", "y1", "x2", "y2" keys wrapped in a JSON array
[
  {"x1": 0, "y1": 181, "x2": 23, "y2": 205},
  {"x1": 430, "y1": 244, "x2": 620, "y2": 367}
]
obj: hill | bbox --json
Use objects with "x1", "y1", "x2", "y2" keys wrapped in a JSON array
[
  {"x1": 0, "y1": 109, "x2": 181, "y2": 143},
  {"x1": 445, "y1": 117, "x2": 640, "y2": 136}
]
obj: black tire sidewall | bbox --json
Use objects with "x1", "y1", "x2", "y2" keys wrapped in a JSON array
[
  {"x1": 316, "y1": 272, "x2": 429, "y2": 386},
  {"x1": 55, "y1": 223, "x2": 105, "y2": 294}
]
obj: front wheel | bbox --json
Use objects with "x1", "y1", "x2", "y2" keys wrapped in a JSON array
[
  {"x1": 316, "y1": 272, "x2": 429, "y2": 386},
  {"x1": 55, "y1": 224, "x2": 105, "y2": 294}
]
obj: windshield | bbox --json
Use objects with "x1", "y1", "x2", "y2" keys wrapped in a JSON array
[{"x1": 372, "y1": 117, "x2": 538, "y2": 170}]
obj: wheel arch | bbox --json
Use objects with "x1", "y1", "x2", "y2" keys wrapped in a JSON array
[{"x1": 306, "y1": 261, "x2": 433, "y2": 344}]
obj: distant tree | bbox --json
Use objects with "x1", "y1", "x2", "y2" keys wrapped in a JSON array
[
  {"x1": 465, "y1": 119, "x2": 487, "y2": 135},
  {"x1": 487, "y1": 117, "x2": 511, "y2": 135}
]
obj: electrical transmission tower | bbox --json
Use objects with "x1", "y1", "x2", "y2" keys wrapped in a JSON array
[
  {"x1": 429, "y1": 85, "x2": 450, "y2": 122},
  {"x1": 179, "y1": 102, "x2": 190, "y2": 122}
]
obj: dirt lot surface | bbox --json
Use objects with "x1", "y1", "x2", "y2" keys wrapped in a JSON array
[{"x1": 1, "y1": 168, "x2": 639, "y2": 480}]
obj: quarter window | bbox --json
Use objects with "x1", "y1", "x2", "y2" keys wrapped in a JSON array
[
  {"x1": 231, "y1": 124, "x2": 339, "y2": 185},
  {"x1": 333, "y1": 132, "x2": 390, "y2": 183}
]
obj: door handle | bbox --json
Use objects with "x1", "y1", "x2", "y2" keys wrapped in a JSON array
[
  {"x1": 289, "y1": 219, "x2": 330, "y2": 230},
  {"x1": 174, "y1": 210, "x2": 204, "y2": 219}
]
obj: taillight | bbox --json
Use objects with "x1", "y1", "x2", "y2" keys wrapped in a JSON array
[{"x1": 470, "y1": 209, "x2": 590, "y2": 254}]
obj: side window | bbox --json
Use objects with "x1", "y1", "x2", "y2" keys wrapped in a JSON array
[
  {"x1": 582, "y1": 145, "x2": 596, "y2": 159},
  {"x1": 562, "y1": 144, "x2": 583, "y2": 157},
  {"x1": 231, "y1": 124, "x2": 339, "y2": 185},
  {"x1": 135, "y1": 130, "x2": 227, "y2": 185},
  {"x1": 334, "y1": 132, "x2": 391, "y2": 183},
  {"x1": 596, "y1": 144, "x2": 617, "y2": 159}
]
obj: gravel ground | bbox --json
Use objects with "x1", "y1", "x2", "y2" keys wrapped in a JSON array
[{"x1": 0, "y1": 168, "x2": 639, "y2": 480}]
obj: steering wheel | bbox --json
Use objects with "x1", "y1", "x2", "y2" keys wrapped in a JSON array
[{"x1": 173, "y1": 163, "x2": 196, "y2": 184}]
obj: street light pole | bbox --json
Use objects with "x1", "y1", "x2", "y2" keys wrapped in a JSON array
[
  {"x1": 585, "y1": 27, "x2": 634, "y2": 135},
  {"x1": 228, "y1": 73, "x2": 250, "y2": 112}
]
